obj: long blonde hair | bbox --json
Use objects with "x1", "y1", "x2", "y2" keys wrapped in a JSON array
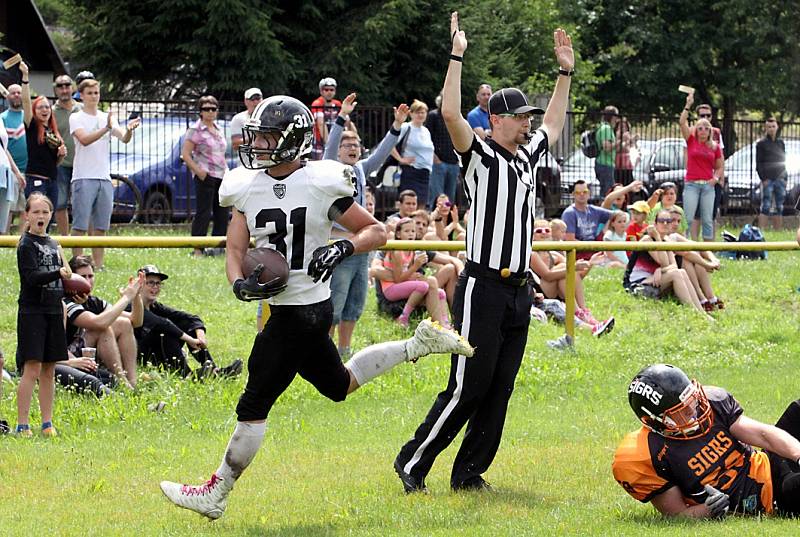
[{"x1": 692, "y1": 118, "x2": 717, "y2": 151}]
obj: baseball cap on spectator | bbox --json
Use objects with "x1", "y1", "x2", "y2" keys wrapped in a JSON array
[
  {"x1": 319, "y1": 77, "x2": 337, "y2": 91},
  {"x1": 488, "y1": 88, "x2": 544, "y2": 116},
  {"x1": 75, "y1": 70, "x2": 95, "y2": 84},
  {"x1": 244, "y1": 88, "x2": 262, "y2": 100},
  {"x1": 139, "y1": 264, "x2": 169, "y2": 281},
  {"x1": 630, "y1": 201, "x2": 651, "y2": 214}
]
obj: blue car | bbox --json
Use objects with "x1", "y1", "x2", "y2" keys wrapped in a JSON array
[{"x1": 110, "y1": 117, "x2": 238, "y2": 223}]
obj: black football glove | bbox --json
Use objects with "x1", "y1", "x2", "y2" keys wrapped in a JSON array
[
  {"x1": 232, "y1": 264, "x2": 288, "y2": 302},
  {"x1": 703, "y1": 484, "x2": 730, "y2": 518},
  {"x1": 307, "y1": 239, "x2": 355, "y2": 283}
]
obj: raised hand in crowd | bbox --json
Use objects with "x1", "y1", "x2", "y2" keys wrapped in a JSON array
[{"x1": 393, "y1": 103, "x2": 410, "y2": 129}]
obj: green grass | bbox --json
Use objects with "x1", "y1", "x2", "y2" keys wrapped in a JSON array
[{"x1": 1, "y1": 227, "x2": 799, "y2": 536}]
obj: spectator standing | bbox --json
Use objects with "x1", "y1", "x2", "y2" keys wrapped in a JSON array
[
  {"x1": 324, "y1": 92, "x2": 409, "y2": 359},
  {"x1": 52, "y1": 74, "x2": 82, "y2": 235},
  {"x1": 310, "y1": 77, "x2": 342, "y2": 160},
  {"x1": 1, "y1": 82, "x2": 28, "y2": 232},
  {"x1": 466, "y1": 83, "x2": 492, "y2": 140},
  {"x1": 181, "y1": 96, "x2": 229, "y2": 258},
  {"x1": 561, "y1": 180, "x2": 614, "y2": 259},
  {"x1": 20, "y1": 62, "x2": 67, "y2": 216},
  {"x1": 679, "y1": 92, "x2": 723, "y2": 241},
  {"x1": 15, "y1": 193, "x2": 71, "y2": 437},
  {"x1": 0, "y1": 114, "x2": 26, "y2": 233},
  {"x1": 425, "y1": 93, "x2": 460, "y2": 206},
  {"x1": 394, "y1": 13, "x2": 574, "y2": 493},
  {"x1": 614, "y1": 117, "x2": 638, "y2": 186},
  {"x1": 695, "y1": 104, "x2": 725, "y2": 238},
  {"x1": 595, "y1": 105, "x2": 619, "y2": 195},
  {"x1": 69, "y1": 78, "x2": 140, "y2": 269},
  {"x1": 756, "y1": 117, "x2": 787, "y2": 231},
  {"x1": 393, "y1": 100, "x2": 434, "y2": 209},
  {"x1": 229, "y1": 88, "x2": 261, "y2": 153}
]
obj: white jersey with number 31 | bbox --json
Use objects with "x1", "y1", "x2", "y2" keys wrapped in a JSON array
[{"x1": 220, "y1": 160, "x2": 357, "y2": 306}]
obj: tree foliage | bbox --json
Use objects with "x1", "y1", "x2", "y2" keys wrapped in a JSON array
[{"x1": 63, "y1": 0, "x2": 599, "y2": 106}]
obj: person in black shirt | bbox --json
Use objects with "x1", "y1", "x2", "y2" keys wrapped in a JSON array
[
  {"x1": 425, "y1": 92, "x2": 461, "y2": 207},
  {"x1": 137, "y1": 265, "x2": 243, "y2": 379},
  {"x1": 756, "y1": 117, "x2": 787, "y2": 231},
  {"x1": 63, "y1": 255, "x2": 144, "y2": 389},
  {"x1": 20, "y1": 62, "x2": 66, "y2": 215},
  {"x1": 394, "y1": 12, "x2": 574, "y2": 493},
  {"x1": 15, "y1": 193, "x2": 70, "y2": 437}
]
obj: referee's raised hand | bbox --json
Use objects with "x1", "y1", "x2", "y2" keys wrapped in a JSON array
[
  {"x1": 451, "y1": 12, "x2": 467, "y2": 54},
  {"x1": 553, "y1": 28, "x2": 574, "y2": 71}
]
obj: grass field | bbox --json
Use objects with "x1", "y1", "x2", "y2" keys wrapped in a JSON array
[{"x1": 1, "y1": 228, "x2": 799, "y2": 536}]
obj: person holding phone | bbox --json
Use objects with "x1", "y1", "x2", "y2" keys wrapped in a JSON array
[{"x1": 181, "y1": 95, "x2": 229, "y2": 257}]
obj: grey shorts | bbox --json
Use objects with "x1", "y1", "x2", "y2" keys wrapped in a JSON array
[{"x1": 71, "y1": 178, "x2": 113, "y2": 231}]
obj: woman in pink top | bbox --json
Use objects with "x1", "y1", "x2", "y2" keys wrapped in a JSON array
[
  {"x1": 182, "y1": 95, "x2": 229, "y2": 257},
  {"x1": 679, "y1": 92, "x2": 723, "y2": 241}
]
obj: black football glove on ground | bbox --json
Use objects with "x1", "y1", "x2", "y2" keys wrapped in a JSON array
[
  {"x1": 232, "y1": 264, "x2": 288, "y2": 301},
  {"x1": 307, "y1": 239, "x2": 355, "y2": 283},
  {"x1": 703, "y1": 485, "x2": 730, "y2": 518}
]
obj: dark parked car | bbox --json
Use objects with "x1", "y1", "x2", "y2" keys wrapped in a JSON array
[{"x1": 110, "y1": 118, "x2": 237, "y2": 223}]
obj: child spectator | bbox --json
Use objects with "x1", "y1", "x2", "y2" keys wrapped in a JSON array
[
  {"x1": 381, "y1": 218, "x2": 449, "y2": 327},
  {"x1": 15, "y1": 193, "x2": 70, "y2": 437},
  {"x1": 529, "y1": 220, "x2": 614, "y2": 333},
  {"x1": 549, "y1": 218, "x2": 567, "y2": 241},
  {"x1": 598, "y1": 210, "x2": 628, "y2": 268},
  {"x1": 626, "y1": 201, "x2": 651, "y2": 241}
]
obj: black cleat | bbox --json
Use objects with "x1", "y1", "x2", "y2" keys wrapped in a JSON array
[
  {"x1": 394, "y1": 458, "x2": 428, "y2": 494},
  {"x1": 217, "y1": 359, "x2": 243, "y2": 378},
  {"x1": 452, "y1": 476, "x2": 493, "y2": 492}
]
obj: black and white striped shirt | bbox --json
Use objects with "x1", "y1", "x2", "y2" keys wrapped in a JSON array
[{"x1": 459, "y1": 129, "x2": 548, "y2": 274}]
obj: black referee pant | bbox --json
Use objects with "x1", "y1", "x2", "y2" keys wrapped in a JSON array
[{"x1": 396, "y1": 268, "x2": 533, "y2": 487}]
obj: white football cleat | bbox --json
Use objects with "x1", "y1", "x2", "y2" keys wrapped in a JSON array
[
  {"x1": 406, "y1": 319, "x2": 474, "y2": 361},
  {"x1": 160, "y1": 473, "x2": 229, "y2": 520}
]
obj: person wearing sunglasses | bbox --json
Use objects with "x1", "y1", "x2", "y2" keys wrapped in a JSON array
[
  {"x1": 52, "y1": 75, "x2": 82, "y2": 236},
  {"x1": 181, "y1": 95, "x2": 229, "y2": 258},
  {"x1": 694, "y1": 103, "x2": 725, "y2": 239},
  {"x1": 630, "y1": 210, "x2": 711, "y2": 317},
  {"x1": 679, "y1": 91, "x2": 724, "y2": 241}
]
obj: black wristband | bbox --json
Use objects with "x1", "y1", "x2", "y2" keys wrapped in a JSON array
[
  {"x1": 558, "y1": 68, "x2": 574, "y2": 77},
  {"x1": 449, "y1": 54, "x2": 463, "y2": 63},
  {"x1": 21, "y1": 80, "x2": 29, "y2": 84},
  {"x1": 390, "y1": 126, "x2": 401, "y2": 136},
  {"x1": 335, "y1": 115, "x2": 346, "y2": 127},
  {"x1": 683, "y1": 108, "x2": 691, "y2": 112}
]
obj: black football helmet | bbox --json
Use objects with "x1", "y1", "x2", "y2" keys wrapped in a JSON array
[
  {"x1": 238, "y1": 95, "x2": 313, "y2": 169},
  {"x1": 628, "y1": 364, "x2": 712, "y2": 440}
]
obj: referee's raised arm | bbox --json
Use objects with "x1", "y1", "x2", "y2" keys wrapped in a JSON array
[
  {"x1": 540, "y1": 29, "x2": 575, "y2": 146},
  {"x1": 442, "y1": 12, "x2": 473, "y2": 153}
]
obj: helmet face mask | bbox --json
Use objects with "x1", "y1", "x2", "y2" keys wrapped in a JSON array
[
  {"x1": 238, "y1": 96, "x2": 313, "y2": 170},
  {"x1": 628, "y1": 364, "x2": 713, "y2": 440}
]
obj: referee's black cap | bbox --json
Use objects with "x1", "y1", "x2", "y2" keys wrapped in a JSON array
[
  {"x1": 488, "y1": 88, "x2": 544, "y2": 116},
  {"x1": 139, "y1": 264, "x2": 168, "y2": 281}
]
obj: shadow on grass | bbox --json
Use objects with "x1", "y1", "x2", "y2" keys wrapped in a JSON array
[{"x1": 241, "y1": 523, "x2": 339, "y2": 537}]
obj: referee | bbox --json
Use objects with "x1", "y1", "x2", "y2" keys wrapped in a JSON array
[{"x1": 394, "y1": 11, "x2": 575, "y2": 493}]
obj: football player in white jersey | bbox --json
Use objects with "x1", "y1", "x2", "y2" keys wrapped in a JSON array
[{"x1": 159, "y1": 95, "x2": 474, "y2": 520}]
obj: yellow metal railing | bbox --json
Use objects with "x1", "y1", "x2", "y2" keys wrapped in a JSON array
[{"x1": 2, "y1": 236, "x2": 796, "y2": 344}]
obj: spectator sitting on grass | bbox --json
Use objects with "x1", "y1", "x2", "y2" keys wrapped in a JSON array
[
  {"x1": 628, "y1": 211, "x2": 712, "y2": 318},
  {"x1": 626, "y1": 201, "x2": 651, "y2": 242},
  {"x1": 64, "y1": 255, "x2": 144, "y2": 389},
  {"x1": 429, "y1": 194, "x2": 465, "y2": 242},
  {"x1": 663, "y1": 209, "x2": 724, "y2": 311},
  {"x1": 562, "y1": 180, "x2": 613, "y2": 260},
  {"x1": 648, "y1": 182, "x2": 685, "y2": 235},
  {"x1": 136, "y1": 265, "x2": 243, "y2": 379},
  {"x1": 378, "y1": 218, "x2": 450, "y2": 328},
  {"x1": 409, "y1": 209, "x2": 463, "y2": 307},
  {"x1": 595, "y1": 210, "x2": 628, "y2": 268},
  {"x1": 600, "y1": 180, "x2": 644, "y2": 212},
  {"x1": 529, "y1": 220, "x2": 613, "y2": 330},
  {"x1": 386, "y1": 189, "x2": 418, "y2": 224},
  {"x1": 530, "y1": 291, "x2": 614, "y2": 339}
]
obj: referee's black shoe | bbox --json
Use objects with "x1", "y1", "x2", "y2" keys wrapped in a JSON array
[
  {"x1": 394, "y1": 458, "x2": 428, "y2": 494},
  {"x1": 452, "y1": 476, "x2": 493, "y2": 492}
]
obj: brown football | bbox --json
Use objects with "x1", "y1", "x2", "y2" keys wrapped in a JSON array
[
  {"x1": 62, "y1": 273, "x2": 91, "y2": 296},
  {"x1": 241, "y1": 248, "x2": 290, "y2": 286}
]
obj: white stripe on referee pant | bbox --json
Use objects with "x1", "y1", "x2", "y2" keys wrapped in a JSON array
[{"x1": 404, "y1": 275, "x2": 475, "y2": 476}]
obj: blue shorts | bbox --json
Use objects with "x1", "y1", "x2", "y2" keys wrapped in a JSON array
[
  {"x1": 56, "y1": 166, "x2": 73, "y2": 210},
  {"x1": 71, "y1": 179, "x2": 113, "y2": 231},
  {"x1": 329, "y1": 253, "x2": 369, "y2": 324},
  {"x1": 25, "y1": 175, "x2": 59, "y2": 208}
]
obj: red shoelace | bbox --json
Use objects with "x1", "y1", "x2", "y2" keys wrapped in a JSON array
[{"x1": 181, "y1": 474, "x2": 220, "y2": 496}]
